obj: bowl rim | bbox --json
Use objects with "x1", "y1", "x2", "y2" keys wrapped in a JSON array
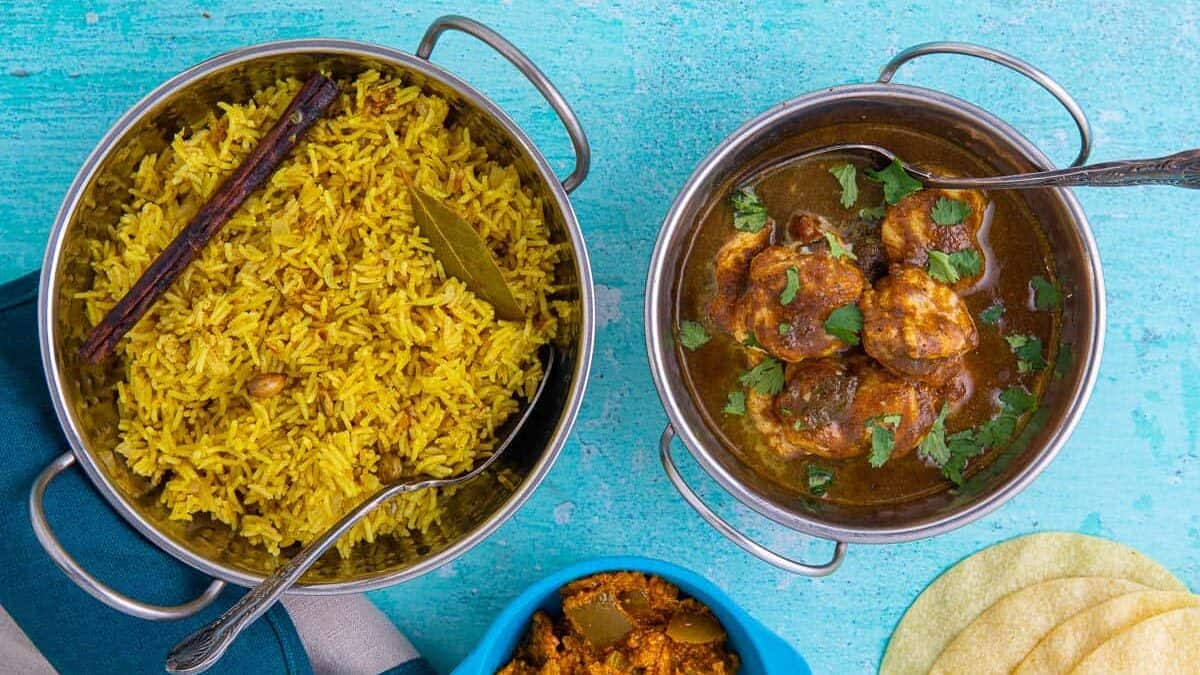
[
  {"x1": 457, "y1": 555, "x2": 808, "y2": 674},
  {"x1": 643, "y1": 82, "x2": 1106, "y2": 545},
  {"x1": 37, "y1": 37, "x2": 595, "y2": 592}
]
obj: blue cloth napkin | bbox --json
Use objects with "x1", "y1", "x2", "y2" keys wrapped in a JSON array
[{"x1": 0, "y1": 271, "x2": 311, "y2": 674}]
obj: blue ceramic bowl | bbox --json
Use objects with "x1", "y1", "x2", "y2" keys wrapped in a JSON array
[{"x1": 454, "y1": 556, "x2": 809, "y2": 674}]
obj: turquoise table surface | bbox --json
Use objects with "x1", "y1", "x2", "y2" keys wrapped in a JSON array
[{"x1": 4, "y1": 2, "x2": 1199, "y2": 673}]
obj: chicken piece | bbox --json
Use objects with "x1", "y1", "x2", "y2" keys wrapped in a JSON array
[
  {"x1": 861, "y1": 266, "x2": 978, "y2": 385},
  {"x1": 738, "y1": 244, "x2": 866, "y2": 361},
  {"x1": 842, "y1": 217, "x2": 889, "y2": 283},
  {"x1": 776, "y1": 359, "x2": 859, "y2": 429},
  {"x1": 787, "y1": 210, "x2": 888, "y2": 282},
  {"x1": 747, "y1": 356, "x2": 938, "y2": 460},
  {"x1": 747, "y1": 359, "x2": 862, "y2": 459},
  {"x1": 707, "y1": 222, "x2": 773, "y2": 334},
  {"x1": 844, "y1": 358, "x2": 939, "y2": 462},
  {"x1": 881, "y1": 187, "x2": 987, "y2": 283},
  {"x1": 786, "y1": 210, "x2": 829, "y2": 244}
]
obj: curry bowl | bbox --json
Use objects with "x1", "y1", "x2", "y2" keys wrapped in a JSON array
[
  {"x1": 456, "y1": 556, "x2": 810, "y2": 674},
  {"x1": 31, "y1": 16, "x2": 594, "y2": 618},
  {"x1": 645, "y1": 43, "x2": 1104, "y2": 575}
]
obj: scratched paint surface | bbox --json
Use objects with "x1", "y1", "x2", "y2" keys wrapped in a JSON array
[{"x1": 3, "y1": 2, "x2": 1199, "y2": 673}]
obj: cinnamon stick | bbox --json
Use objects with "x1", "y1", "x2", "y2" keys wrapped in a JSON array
[{"x1": 79, "y1": 73, "x2": 340, "y2": 364}]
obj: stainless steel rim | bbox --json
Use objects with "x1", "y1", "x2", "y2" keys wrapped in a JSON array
[
  {"x1": 416, "y1": 16, "x2": 592, "y2": 193},
  {"x1": 38, "y1": 32, "x2": 595, "y2": 594},
  {"x1": 30, "y1": 452, "x2": 228, "y2": 619},
  {"x1": 659, "y1": 426, "x2": 847, "y2": 576},
  {"x1": 645, "y1": 80, "x2": 1105, "y2": 546},
  {"x1": 878, "y1": 41, "x2": 1094, "y2": 168}
]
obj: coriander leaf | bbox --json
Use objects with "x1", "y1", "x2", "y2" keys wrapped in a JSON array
[
  {"x1": 868, "y1": 426, "x2": 895, "y2": 467},
  {"x1": 739, "y1": 357, "x2": 785, "y2": 395},
  {"x1": 778, "y1": 322, "x2": 792, "y2": 335},
  {"x1": 930, "y1": 197, "x2": 972, "y2": 225},
  {"x1": 927, "y1": 250, "x2": 960, "y2": 284},
  {"x1": 968, "y1": 387, "x2": 1037, "y2": 451},
  {"x1": 927, "y1": 248, "x2": 979, "y2": 284},
  {"x1": 723, "y1": 391, "x2": 746, "y2": 416},
  {"x1": 824, "y1": 303, "x2": 864, "y2": 346},
  {"x1": 976, "y1": 414, "x2": 1016, "y2": 448},
  {"x1": 866, "y1": 414, "x2": 901, "y2": 468},
  {"x1": 948, "y1": 249, "x2": 982, "y2": 278},
  {"x1": 1031, "y1": 275, "x2": 1063, "y2": 311},
  {"x1": 678, "y1": 320, "x2": 710, "y2": 350},
  {"x1": 979, "y1": 303, "x2": 1005, "y2": 325},
  {"x1": 793, "y1": 419, "x2": 807, "y2": 431},
  {"x1": 807, "y1": 465, "x2": 834, "y2": 496},
  {"x1": 865, "y1": 158, "x2": 923, "y2": 204},
  {"x1": 859, "y1": 205, "x2": 887, "y2": 224},
  {"x1": 742, "y1": 333, "x2": 762, "y2": 349},
  {"x1": 1005, "y1": 334, "x2": 1047, "y2": 373},
  {"x1": 918, "y1": 404, "x2": 951, "y2": 465},
  {"x1": 824, "y1": 232, "x2": 858, "y2": 261},
  {"x1": 829, "y1": 163, "x2": 858, "y2": 208},
  {"x1": 999, "y1": 386, "x2": 1037, "y2": 415},
  {"x1": 946, "y1": 429, "x2": 981, "y2": 458},
  {"x1": 942, "y1": 452, "x2": 971, "y2": 485},
  {"x1": 730, "y1": 188, "x2": 768, "y2": 232},
  {"x1": 943, "y1": 429, "x2": 985, "y2": 486},
  {"x1": 942, "y1": 459, "x2": 966, "y2": 485},
  {"x1": 929, "y1": 391, "x2": 1038, "y2": 486},
  {"x1": 779, "y1": 266, "x2": 801, "y2": 305}
]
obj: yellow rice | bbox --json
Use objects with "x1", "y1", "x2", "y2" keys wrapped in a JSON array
[{"x1": 78, "y1": 71, "x2": 566, "y2": 556}]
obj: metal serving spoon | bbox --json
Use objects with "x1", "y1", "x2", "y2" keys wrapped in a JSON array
[
  {"x1": 760, "y1": 143, "x2": 1200, "y2": 190},
  {"x1": 166, "y1": 346, "x2": 556, "y2": 674}
]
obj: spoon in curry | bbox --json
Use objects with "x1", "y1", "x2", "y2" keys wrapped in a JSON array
[
  {"x1": 760, "y1": 143, "x2": 1200, "y2": 190},
  {"x1": 166, "y1": 345, "x2": 556, "y2": 674}
]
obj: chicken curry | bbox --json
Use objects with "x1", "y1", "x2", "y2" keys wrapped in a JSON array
[{"x1": 676, "y1": 123, "x2": 1061, "y2": 505}]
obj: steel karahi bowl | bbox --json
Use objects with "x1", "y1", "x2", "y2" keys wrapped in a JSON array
[
  {"x1": 645, "y1": 43, "x2": 1105, "y2": 576},
  {"x1": 31, "y1": 16, "x2": 594, "y2": 620}
]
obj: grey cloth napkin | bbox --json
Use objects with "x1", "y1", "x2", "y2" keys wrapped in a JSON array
[
  {"x1": 283, "y1": 595, "x2": 422, "y2": 675},
  {"x1": 0, "y1": 605, "x2": 56, "y2": 675}
]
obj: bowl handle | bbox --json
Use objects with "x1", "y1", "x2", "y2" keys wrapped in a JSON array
[
  {"x1": 658, "y1": 425, "x2": 847, "y2": 576},
  {"x1": 416, "y1": 15, "x2": 592, "y2": 194},
  {"x1": 877, "y1": 42, "x2": 1093, "y2": 168},
  {"x1": 28, "y1": 451, "x2": 226, "y2": 620}
]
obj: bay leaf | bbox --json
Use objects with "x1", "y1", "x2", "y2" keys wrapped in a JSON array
[{"x1": 407, "y1": 186, "x2": 524, "y2": 321}]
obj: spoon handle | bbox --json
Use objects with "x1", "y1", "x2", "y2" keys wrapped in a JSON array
[
  {"x1": 924, "y1": 149, "x2": 1200, "y2": 190},
  {"x1": 165, "y1": 482, "x2": 403, "y2": 674}
]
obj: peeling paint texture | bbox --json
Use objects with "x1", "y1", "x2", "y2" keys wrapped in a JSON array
[{"x1": 2, "y1": 2, "x2": 1198, "y2": 673}]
